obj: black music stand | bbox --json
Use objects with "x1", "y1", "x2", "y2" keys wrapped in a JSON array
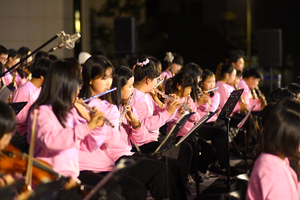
[
  {"x1": 152, "y1": 111, "x2": 195, "y2": 155},
  {"x1": 213, "y1": 89, "x2": 244, "y2": 192},
  {"x1": 175, "y1": 110, "x2": 219, "y2": 199}
]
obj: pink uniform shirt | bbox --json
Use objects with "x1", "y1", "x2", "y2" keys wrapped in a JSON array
[
  {"x1": 130, "y1": 88, "x2": 172, "y2": 145},
  {"x1": 238, "y1": 78, "x2": 261, "y2": 111},
  {"x1": 247, "y1": 153, "x2": 299, "y2": 200},
  {"x1": 79, "y1": 98, "x2": 120, "y2": 173},
  {"x1": 197, "y1": 92, "x2": 220, "y2": 122},
  {"x1": 216, "y1": 81, "x2": 240, "y2": 114},
  {"x1": 27, "y1": 105, "x2": 106, "y2": 180},
  {"x1": 12, "y1": 81, "x2": 41, "y2": 135},
  {"x1": 167, "y1": 96, "x2": 200, "y2": 137}
]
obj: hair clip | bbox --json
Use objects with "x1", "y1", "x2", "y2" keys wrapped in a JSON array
[{"x1": 136, "y1": 58, "x2": 149, "y2": 67}]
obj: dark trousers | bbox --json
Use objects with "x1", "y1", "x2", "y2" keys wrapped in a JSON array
[
  {"x1": 79, "y1": 171, "x2": 142, "y2": 200},
  {"x1": 198, "y1": 123, "x2": 228, "y2": 169},
  {"x1": 118, "y1": 155, "x2": 187, "y2": 200}
]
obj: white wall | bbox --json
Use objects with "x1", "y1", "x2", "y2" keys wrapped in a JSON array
[{"x1": 0, "y1": 0, "x2": 74, "y2": 59}]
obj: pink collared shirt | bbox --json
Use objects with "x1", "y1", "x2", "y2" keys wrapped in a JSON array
[
  {"x1": 166, "y1": 96, "x2": 201, "y2": 137},
  {"x1": 130, "y1": 88, "x2": 172, "y2": 145},
  {"x1": 161, "y1": 69, "x2": 173, "y2": 82},
  {"x1": 216, "y1": 81, "x2": 240, "y2": 114},
  {"x1": 238, "y1": 79, "x2": 261, "y2": 111},
  {"x1": 79, "y1": 98, "x2": 120, "y2": 173},
  {"x1": 27, "y1": 105, "x2": 106, "y2": 180},
  {"x1": 197, "y1": 92, "x2": 220, "y2": 122},
  {"x1": 1, "y1": 68, "x2": 13, "y2": 86},
  {"x1": 12, "y1": 81, "x2": 41, "y2": 135},
  {"x1": 247, "y1": 153, "x2": 299, "y2": 200}
]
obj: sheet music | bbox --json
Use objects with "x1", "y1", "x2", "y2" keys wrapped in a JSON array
[
  {"x1": 175, "y1": 110, "x2": 219, "y2": 147},
  {"x1": 237, "y1": 100, "x2": 255, "y2": 129}
]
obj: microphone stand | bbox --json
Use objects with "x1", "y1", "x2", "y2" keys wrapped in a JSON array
[{"x1": 0, "y1": 34, "x2": 59, "y2": 79}]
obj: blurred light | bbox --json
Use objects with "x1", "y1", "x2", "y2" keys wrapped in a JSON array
[{"x1": 75, "y1": 10, "x2": 81, "y2": 33}]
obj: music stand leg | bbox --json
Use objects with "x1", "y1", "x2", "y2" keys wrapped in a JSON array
[
  {"x1": 194, "y1": 132, "x2": 200, "y2": 199},
  {"x1": 225, "y1": 116, "x2": 231, "y2": 192}
]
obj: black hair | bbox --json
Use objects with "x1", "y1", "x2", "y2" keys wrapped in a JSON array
[
  {"x1": 201, "y1": 69, "x2": 215, "y2": 97},
  {"x1": 79, "y1": 55, "x2": 114, "y2": 103},
  {"x1": 7, "y1": 49, "x2": 18, "y2": 59},
  {"x1": 0, "y1": 101, "x2": 16, "y2": 138},
  {"x1": 229, "y1": 54, "x2": 243, "y2": 64},
  {"x1": 111, "y1": 66, "x2": 134, "y2": 106},
  {"x1": 179, "y1": 62, "x2": 203, "y2": 101},
  {"x1": 260, "y1": 108, "x2": 300, "y2": 160},
  {"x1": 286, "y1": 83, "x2": 300, "y2": 96},
  {"x1": 134, "y1": 54, "x2": 160, "y2": 83},
  {"x1": 35, "y1": 51, "x2": 49, "y2": 60},
  {"x1": 172, "y1": 53, "x2": 184, "y2": 66},
  {"x1": 149, "y1": 56, "x2": 162, "y2": 72},
  {"x1": 0, "y1": 45, "x2": 8, "y2": 55},
  {"x1": 126, "y1": 54, "x2": 139, "y2": 70},
  {"x1": 236, "y1": 69, "x2": 242, "y2": 78},
  {"x1": 267, "y1": 88, "x2": 296, "y2": 104},
  {"x1": 165, "y1": 72, "x2": 193, "y2": 95},
  {"x1": 0, "y1": 62, "x2": 4, "y2": 74},
  {"x1": 49, "y1": 55, "x2": 58, "y2": 62},
  {"x1": 17, "y1": 46, "x2": 31, "y2": 78},
  {"x1": 215, "y1": 63, "x2": 235, "y2": 81},
  {"x1": 29, "y1": 60, "x2": 82, "y2": 128},
  {"x1": 30, "y1": 58, "x2": 52, "y2": 79},
  {"x1": 243, "y1": 68, "x2": 263, "y2": 80}
]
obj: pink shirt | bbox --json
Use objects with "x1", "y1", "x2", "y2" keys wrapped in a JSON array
[
  {"x1": 247, "y1": 153, "x2": 299, "y2": 200},
  {"x1": 1, "y1": 69, "x2": 13, "y2": 86},
  {"x1": 27, "y1": 105, "x2": 106, "y2": 180},
  {"x1": 12, "y1": 81, "x2": 41, "y2": 135},
  {"x1": 15, "y1": 72, "x2": 28, "y2": 88},
  {"x1": 108, "y1": 106, "x2": 149, "y2": 161},
  {"x1": 197, "y1": 92, "x2": 220, "y2": 122},
  {"x1": 79, "y1": 98, "x2": 120, "y2": 173},
  {"x1": 216, "y1": 81, "x2": 240, "y2": 114},
  {"x1": 130, "y1": 88, "x2": 172, "y2": 145},
  {"x1": 161, "y1": 69, "x2": 173, "y2": 82},
  {"x1": 167, "y1": 96, "x2": 200, "y2": 137},
  {"x1": 238, "y1": 79, "x2": 261, "y2": 111}
]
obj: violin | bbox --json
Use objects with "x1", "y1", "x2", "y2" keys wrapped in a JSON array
[{"x1": 0, "y1": 144, "x2": 60, "y2": 186}]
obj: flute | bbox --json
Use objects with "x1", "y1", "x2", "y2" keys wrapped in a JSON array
[
  {"x1": 83, "y1": 87, "x2": 117, "y2": 103},
  {"x1": 153, "y1": 88, "x2": 191, "y2": 112},
  {"x1": 198, "y1": 87, "x2": 218, "y2": 96},
  {"x1": 119, "y1": 93, "x2": 134, "y2": 125},
  {"x1": 78, "y1": 101, "x2": 115, "y2": 128}
]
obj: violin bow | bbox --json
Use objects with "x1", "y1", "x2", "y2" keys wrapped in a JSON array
[{"x1": 25, "y1": 109, "x2": 38, "y2": 190}]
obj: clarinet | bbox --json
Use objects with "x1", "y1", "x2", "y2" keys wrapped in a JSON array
[
  {"x1": 234, "y1": 85, "x2": 249, "y2": 113},
  {"x1": 78, "y1": 101, "x2": 115, "y2": 128},
  {"x1": 119, "y1": 93, "x2": 134, "y2": 125},
  {"x1": 83, "y1": 87, "x2": 117, "y2": 103}
]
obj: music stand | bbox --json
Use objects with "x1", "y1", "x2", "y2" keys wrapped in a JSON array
[
  {"x1": 175, "y1": 109, "x2": 219, "y2": 199},
  {"x1": 213, "y1": 89, "x2": 244, "y2": 192},
  {"x1": 152, "y1": 111, "x2": 195, "y2": 155},
  {"x1": 8, "y1": 102, "x2": 27, "y2": 115}
]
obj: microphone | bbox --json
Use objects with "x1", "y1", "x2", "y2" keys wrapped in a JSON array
[{"x1": 49, "y1": 31, "x2": 81, "y2": 52}]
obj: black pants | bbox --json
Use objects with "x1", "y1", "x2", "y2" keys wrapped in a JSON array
[
  {"x1": 79, "y1": 171, "x2": 142, "y2": 200},
  {"x1": 117, "y1": 155, "x2": 187, "y2": 200},
  {"x1": 133, "y1": 140, "x2": 192, "y2": 189},
  {"x1": 198, "y1": 123, "x2": 228, "y2": 169}
]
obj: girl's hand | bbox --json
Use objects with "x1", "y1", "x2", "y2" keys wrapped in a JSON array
[
  {"x1": 197, "y1": 93, "x2": 209, "y2": 106},
  {"x1": 88, "y1": 108, "x2": 105, "y2": 129},
  {"x1": 74, "y1": 99, "x2": 91, "y2": 121},
  {"x1": 167, "y1": 98, "x2": 182, "y2": 115},
  {"x1": 124, "y1": 106, "x2": 141, "y2": 129},
  {"x1": 0, "y1": 174, "x2": 14, "y2": 188}
]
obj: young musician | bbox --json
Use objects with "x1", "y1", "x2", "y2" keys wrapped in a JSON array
[
  {"x1": 27, "y1": 59, "x2": 106, "y2": 186},
  {"x1": 238, "y1": 68, "x2": 266, "y2": 111},
  {"x1": 247, "y1": 108, "x2": 300, "y2": 199},
  {"x1": 161, "y1": 53, "x2": 183, "y2": 81},
  {"x1": 197, "y1": 69, "x2": 220, "y2": 122},
  {"x1": 131, "y1": 54, "x2": 181, "y2": 152},
  {"x1": 12, "y1": 59, "x2": 52, "y2": 137},
  {"x1": 16, "y1": 47, "x2": 32, "y2": 87}
]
